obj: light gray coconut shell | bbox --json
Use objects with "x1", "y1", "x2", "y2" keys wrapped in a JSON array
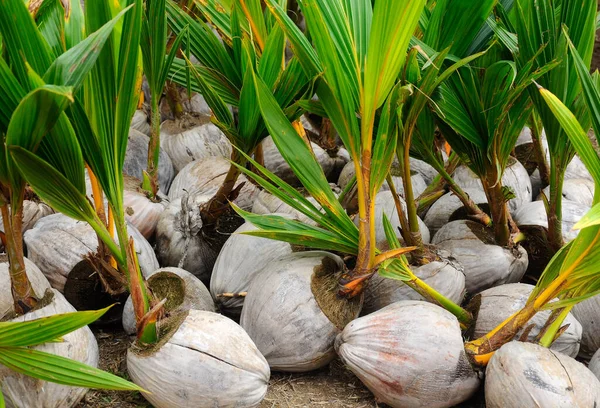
[
  {"x1": 362, "y1": 251, "x2": 466, "y2": 315},
  {"x1": 472, "y1": 283, "x2": 581, "y2": 357},
  {"x1": 0, "y1": 257, "x2": 51, "y2": 318},
  {"x1": 540, "y1": 178, "x2": 595, "y2": 207},
  {"x1": 261, "y1": 136, "x2": 349, "y2": 186},
  {"x1": 160, "y1": 118, "x2": 232, "y2": 172},
  {"x1": 513, "y1": 199, "x2": 589, "y2": 242},
  {"x1": 410, "y1": 157, "x2": 438, "y2": 185},
  {"x1": 0, "y1": 200, "x2": 54, "y2": 234},
  {"x1": 127, "y1": 310, "x2": 270, "y2": 408},
  {"x1": 210, "y1": 221, "x2": 293, "y2": 315},
  {"x1": 572, "y1": 294, "x2": 600, "y2": 359},
  {"x1": 122, "y1": 267, "x2": 215, "y2": 335},
  {"x1": 240, "y1": 251, "x2": 351, "y2": 372},
  {"x1": 123, "y1": 189, "x2": 168, "y2": 239},
  {"x1": 130, "y1": 110, "x2": 151, "y2": 136},
  {"x1": 24, "y1": 213, "x2": 158, "y2": 292},
  {"x1": 590, "y1": 349, "x2": 600, "y2": 380},
  {"x1": 485, "y1": 341, "x2": 600, "y2": 408},
  {"x1": 424, "y1": 188, "x2": 488, "y2": 239},
  {"x1": 155, "y1": 193, "x2": 216, "y2": 284},
  {"x1": 432, "y1": 220, "x2": 528, "y2": 295},
  {"x1": 167, "y1": 157, "x2": 259, "y2": 210},
  {"x1": 369, "y1": 190, "x2": 430, "y2": 246},
  {"x1": 335, "y1": 301, "x2": 480, "y2": 408},
  {"x1": 453, "y1": 159, "x2": 532, "y2": 214},
  {"x1": 0, "y1": 289, "x2": 99, "y2": 408},
  {"x1": 124, "y1": 129, "x2": 175, "y2": 194}
]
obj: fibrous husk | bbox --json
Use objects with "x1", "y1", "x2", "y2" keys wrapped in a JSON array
[
  {"x1": 0, "y1": 289, "x2": 99, "y2": 408},
  {"x1": 0, "y1": 200, "x2": 54, "y2": 235},
  {"x1": 124, "y1": 129, "x2": 175, "y2": 194},
  {"x1": 155, "y1": 193, "x2": 217, "y2": 284},
  {"x1": 590, "y1": 349, "x2": 600, "y2": 380},
  {"x1": 160, "y1": 116, "x2": 232, "y2": 173},
  {"x1": 337, "y1": 161, "x2": 427, "y2": 198},
  {"x1": 452, "y1": 158, "x2": 532, "y2": 214},
  {"x1": 423, "y1": 188, "x2": 488, "y2": 239},
  {"x1": 240, "y1": 251, "x2": 361, "y2": 372},
  {"x1": 210, "y1": 221, "x2": 293, "y2": 316},
  {"x1": 513, "y1": 199, "x2": 588, "y2": 242},
  {"x1": 572, "y1": 294, "x2": 600, "y2": 359},
  {"x1": 540, "y1": 178, "x2": 595, "y2": 207},
  {"x1": 432, "y1": 220, "x2": 528, "y2": 295},
  {"x1": 362, "y1": 249, "x2": 466, "y2": 315},
  {"x1": 122, "y1": 267, "x2": 216, "y2": 335},
  {"x1": 131, "y1": 109, "x2": 151, "y2": 136},
  {"x1": 485, "y1": 341, "x2": 600, "y2": 408},
  {"x1": 0, "y1": 256, "x2": 51, "y2": 318},
  {"x1": 24, "y1": 213, "x2": 158, "y2": 292},
  {"x1": 127, "y1": 310, "x2": 270, "y2": 408},
  {"x1": 470, "y1": 283, "x2": 582, "y2": 358},
  {"x1": 335, "y1": 301, "x2": 480, "y2": 408},
  {"x1": 261, "y1": 136, "x2": 349, "y2": 186},
  {"x1": 167, "y1": 157, "x2": 259, "y2": 211}
]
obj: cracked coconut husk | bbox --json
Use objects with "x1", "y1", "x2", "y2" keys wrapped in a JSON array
[
  {"x1": 129, "y1": 310, "x2": 189, "y2": 357},
  {"x1": 146, "y1": 272, "x2": 186, "y2": 313}
]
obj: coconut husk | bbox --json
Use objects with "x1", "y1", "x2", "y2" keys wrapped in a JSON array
[
  {"x1": 540, "y1": 178, "x2": 595, "y2": 207},
  {"x1": 130, "y1": 109, "x2": 151, "y2": 136},
  {"x1": 0, "y1": 256, "x2": 51, "y2": 318},
  {"x1": 127, "y1": 310, "x2": 270, "y2": 408},
  {"x1": 590, "y1": 349, "x2": 600, "y2": 380},
  {"x1": 424, "y1": 188, "x2": 488, "y2": 239},
  {"x1": 335, "y1": 301, "x2": 480, "y2": 408},
  {"x1": 338, "y1": 161, "x2": 427, "y2": 198},
  {"x1": 123, "y1": 187, "x2": 167, "y2": 240},
  {"x1": 573, "y1": 294, "x2": 600, "y2": 359},
  {"x1": 124, "y1": 129, "x2": 175, "y2": 194},
  {"x1": 485, "y1": 342, "x2": 600, "y2": 408}
]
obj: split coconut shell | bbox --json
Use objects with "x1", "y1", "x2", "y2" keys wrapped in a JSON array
[{"x1": 335, "y1": 300, "x2": 480, "y2": 408}]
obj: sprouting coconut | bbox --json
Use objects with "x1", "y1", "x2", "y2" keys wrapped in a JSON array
[
  {"x1": 23, "y1": 213, "x2": 158, "y2": 292},
  {"x1": 122, "y1": 267, "x2": 215, "y2": 335},
  {"x1": 210, "y1": 221, "x2": 293, "y2": 316},
  {"x1": 572, "y1": 294, "x2": 600, "y2": 359},
  {"x1": 123, "y1": 186, "x2": 168, "y2": 240},
  {"x1": 124, "y1": 129, "x2": 175, "y2": 195},
  {"x1": 0, "y1": 256, "x2": 51, "y2": 317},
  {"x1": 452, "y1": 158, "x2": 532, "y2": 214},
  {"x1": 432, "y1": 220, "x2": 528, "y2": 295},
  {"x1": 0, "y1": 289, "x2": 99, "y2": 408},
  {"x1": 335, "y1": 301, "x2": 480, "y2": 408},
  {"x1": 167, "y1": 157, "x2": 259, "y2": 211},
  {"x1": 240, "y1": 251, "x2": 362, "y2": 372},
  {"x1": 469, "y1": 283, "x2": 582, "y2": 357},
  {"x1": 160, "y1": 115, "x2": 232, "y2": 173},
  {"x1": 131, "y1": 109, "x2": 151, "y2": 136},
  {"x1": 423, "y1": 188, "x2": 488, "y2": 238},
  {"x1": 127, "y1": 310, "x2": 270, "y2": 408},
  {"x1": 485, "y1": 341, "x2": 600, "y2": 408},
  {"x1": 362, "y1": 249, "x2": 466, "y2": 315},
  {"x1": 540, "y1": 178, "x2": 595, "y2": 207},
  {"x1": 590, "y1": 349, "x2": 600, "y2": 380},
  {"x1": 0, "y1": 199, "x2": 53, "y2": 235}
]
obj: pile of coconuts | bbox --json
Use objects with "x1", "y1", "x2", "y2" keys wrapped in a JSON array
[{"x1": 9, "y1": 84, "x2": 600, "y2": 408}]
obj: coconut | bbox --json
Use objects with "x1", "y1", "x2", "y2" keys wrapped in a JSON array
[
  {"x1": 240, "y1": 251, "x2": 362, "y2": 372},
  {"x1": 452, "y1": 158, "x2": 532, "y2": 214},
  {"x1": 540, "y1": 178, "x2": 595, "y2": 207},
  {"x1": 530, "y1": 168, "x2": 543, "y2": 199},
  {"x1": 210, "y1": 221, "x2": 293, "y2": 316},
  {"x1": 167, "y1": 157, "x2": 259, "y2": 210},
  {"x1": 122, "y1": 267, "x2": 215, "y2": 335},
  {"x1": 432, "y1": 220, "x2": 528, "y2": 295},
  {"x1": 335, "y1": 301, "x2": 480, "y2": 408},
  {"x1": 485, "y1": 341, "x2": 600, "y2": 408},
  {"x1": 369, "y1": 190, "x2": 430, "y2": 246},
  {"x1": 0, "y1": 200, "x2": 54, "y2": 235},
  {"x1": 0, "y1": 256, "x2": 51, "y2": 317},
  {"x1": 261, "y1": 136, "x2": 349, "y2": 186},
  {"x1": 131, "y1": 109, "x2": 151, "y2": 136},
  {"x1": 423, "y1": 188, "x2": 489, "y2": 239},
  {"x1": 572, "y1": 294, "x2": 600, "y2": 359},
  {"x1": 23, "y1": 213, "x2": 158, "y2": 292},
  {"x1": 124, "y1": 129, "x2": 175, "y2": 194},
  {"x1": 0, "y1": 289, "x2": 99, "y2": 408},
  {"x1": 362, "y1": 249, "x2": 466, "y2": 315},
  {"x1": 160, "y1": 116, "x2": 232, "y2": 173},
  {"x1": 410, "y1": 157, "x2": 438, "y2": 185},
  {"x1": 127, "y1": 310, "x2": 270, "y2": 408},
  {"x1": 470, "y1": 283, "x2": 582, "y2": 357},
  {"x1": 590, "y1": 349, "x2": 600, "y2": 380},
  {"x1": 123, "y1": 188, "x2": 168, "y2": 240}
]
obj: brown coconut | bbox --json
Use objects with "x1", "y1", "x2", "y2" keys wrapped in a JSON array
[
  {"x1": 432, "y1": 220, "x2": 528, "y2": 295},
  {"x1": 572, "y1": 294, "x2": 600, "y2": 359},
  {"x1": 485, "y1": 341, "x2": 600, "y2": 407},
  {"x1": 335, "y1": 300, "x2": 480, "y2": 408},
  {"x1": 0, "y1": 289, "x2": 99, "y2": 408},
  {"x1": 127, "y1": 310, "x2": 270, "y2": 408},
  {"x1": 124, "y1": 129, "x2": 175, "y2": 194},
  {"x1": 240, "y1": 251, "x2": 362, "y2": 372},
  {"x1": 210, "y1": 221, "x2": 293, "y2": 316},
  {"x1": 122, "y1": 267, "x2": 215, "y2": 335},
  {"x1": 470, "y1": 283, "x2": 582, "y2": 357}
]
